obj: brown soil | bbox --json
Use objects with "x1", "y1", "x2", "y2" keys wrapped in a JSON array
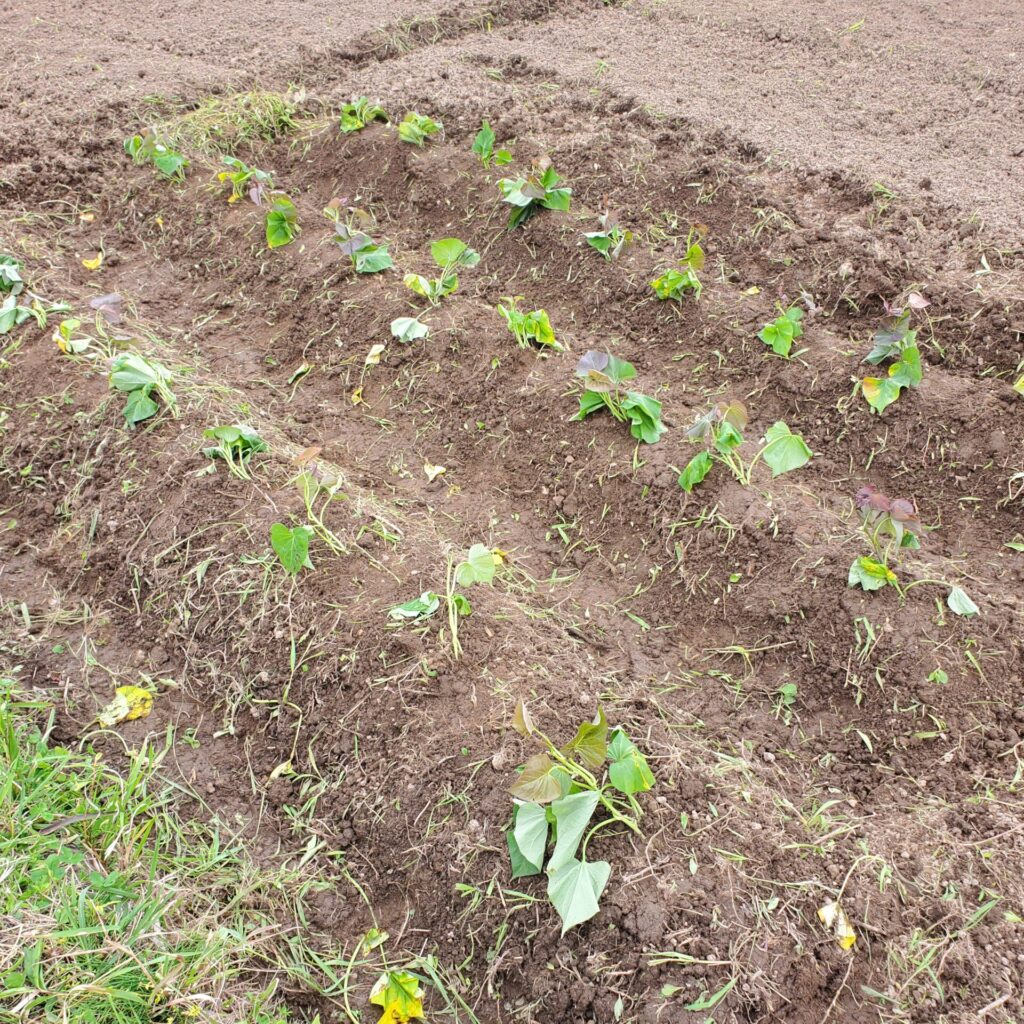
[{"x1": 2, "y1": 2, "x2": 1023, "y2": 1023}]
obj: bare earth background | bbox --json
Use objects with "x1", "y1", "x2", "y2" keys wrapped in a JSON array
[
  {"x1": 2, "y1": 2, "x2": 1023, "y2": 1023},
  {"x1": 2, "y1": 0, "x2": 1022, "y2": 234}
]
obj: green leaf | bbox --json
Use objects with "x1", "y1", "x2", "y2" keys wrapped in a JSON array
[
  {"x1": 123, "y1": 388, "x2": 158, "y2": 425},
  {"x1": 761, "y1": 421, "x2": 812, "y2": 476},
  {"x1": 862, "y1": 375, "x2": 903, "y2": 414},
  {"x1": 398, "y1": 112, "x2": 441, "y2": 146},
  {"x1": 391, "y1": 316, "x2": 429, "y2": 343},
  {"x1": 509, "y1": 752, "x2": 562, "y2": 804},
  {"x1": 109, "y1": 352, "x2": 170, "y2": 392},
  {"x1": 388, "y1": 591, "x2": 441, "y2": 621},
  {"x1": 511, "y1": 801, "x2": 549, "y2": 875},
  {"x1": 431, "y1": 237, "x2": 479, "y2": 270},
  {"x1": 584, "y1": 232, "x2": 613, "y2": 258},
  {"x1": 573, "y1": 390, "x2": 607, "y2": 421},
  {"x1": 450, "y1": 592, "x2": 472, "y2": 616},
  {"x1": 271, "y1": 523, "x2": 313, "y2": 576},
  {"x1": 623, "y1": 392, "x2": 666, "y2": 444},
  {"x1": 354, "y1": 244, "x2": 392, "y2": 274},
  {"x1": 456, "y1": 543, "x2": 496, "y2": 587},
  {"x1": 889, "y1": 345, "x2": 922, "y2": 388},
  {"x1": 947, "y1": 586, "x2": 979, "y2": 617},
  {"x1": 547, "y1": 858, "x2": 611, "y2": 935},
  {"x1": 472, "y1": 121, "x2": 495, "y2": 162},
  {"x1": 607, "y1": 729, "x2": 655, "y2": 795},
  {"x1": 266, "y1": 196, "x2": 299, "y2": 249},
  {"x1": 848, "y1": 556, "x2": 896, "y2": 592},
  {"x1": 549, "y1": 791, "x2": 600, "y2": 873},
  {"x1": 678, "y1": 450, "x2": 713, "y2": 492},
  {"x1": 561, "y1": 708, "x2": 608, "y2": 769}
]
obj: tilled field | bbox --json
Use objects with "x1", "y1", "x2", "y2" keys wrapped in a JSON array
[{"x1": 1, "y1": 4, "x2": 1023, "y2": 1023}]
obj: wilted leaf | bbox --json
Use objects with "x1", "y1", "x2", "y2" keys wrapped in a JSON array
[
  {"x1": 97, "y1": 685, "x2": 154, "y2": 727},
  {"x1": 761, "y1": 421, "x2": 812, "y2": 476},
  {"x1": 391, "y1": 316, "x2": 429, "y2": 343},
  {"x1": 422, "y1": 461, "x2": 446, "y2": 482},
  {"x1": 678, "y1": 450, "x2": 713, "y2": 493},
  {"x1": 848, "y1": 556, "x2": 896, "y2": 591},
  {"x1": 456, "y1": 543, "x2": 496, "y2": 587},
  {"x1": 818, "y1": 900, "x2": 856, "y2": 950},
  {"x1": 369, "y1": 970, "x2": 425, "y2": 1024},
  {"x1": 388, "y1": 591, "x2": 441, "y2": 621},
  {"x1": 512, "y1": 699, "x2": 534, "y2": 737},
  {"x1": 365, "y1": 343, "x2": 386, "y2": 366},
  {"x1": 947, "y1": 586, "x2": 979, "y2": 617},
  {"x1": 82, "y1": 253, "x2": 104, "y2": 271}
]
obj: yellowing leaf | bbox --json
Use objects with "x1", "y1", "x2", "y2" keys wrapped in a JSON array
[
  {"x1": 818, "y1": 900, "x2": 856, "y2": 950},
  {"x1": 155, "y1": 215, "x2": 164, "y2": 229},
  {"x1": 369, "y1": 971, "x2": 424, "y2": 1024},
  {"x1": 365, "y1": 343, "x2": 386, "y2": 366},
  {"x1": 741, "y1": 285, "x2": 761, "y2": 295},
  {"x1": 492, "y1": 548, "x2": 508, "y2": 565},
  {"x1": 861, "y1": 377, "x2": 882, "y2": 403},
  {"x1": 79, "y1": 212, "x2": 95, "y2": 224},
  {"x1": 97, "y1": 685, "x2": 154, "y2": 727},
  {"x1": 82, "y1": 253, "x2": 104, "y2": 271},
  {"x1": 227, "y1": 193, "x2": 240, "y2": 204},
  {"x1": 351, "y1": 387, "x2": 364, "y2": 405},
  {"x1": 423, "y1": 461, "x2": 446, "y2": 482},
  {"x1": 1013, "y1": 375, "x2": 1024, "y2": 397}
]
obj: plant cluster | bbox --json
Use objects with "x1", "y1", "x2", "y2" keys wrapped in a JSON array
[
  {"x1": 324, "y1": 201, "x2": 393, "y2": 273},
  {"x1": 584, "y1": 211, "x2": 632, "y2": 261},
  {"x1": 498, "y1": 296, "x2": 561, "y2": 351},
  {"x1": 497, "y1": 160, "x2": 571, "y2": 229},
  {"x1": 398, "y1": 112, "x2": 441, "y2": 146},
  {"x1": 861, "y1": 309, "x2": 922, "y2": 413},
  {"x1": 759, "y1": 304, "x2": 805, "y2": 358},
  {"x1": 471, "y1": 120, "x2": 512, "y2": 167},
  {"x1": 389, "y1": 543, "x2": 498, "y2": 658},
  {"x1": 339, "y1": 96, "x2": 389, "y2": 133},
  {"x1": 123, "y1": 131, "x2": 188, "y2": 181},
  {"x1": 404, "y1": 238, "x2": 480, "y2": 306},
  {"x1": 108, "y1": 353, "x2": 178, "y2": 426},
  {"x1": 217, "y1": 155, "x2": 272, "y2": 205},
  {"x1": 572, "y1": 351, "x2": 665, "y2": 444},
  {"x1": 651, "y1": 227, "x2": 704, "y2": 301},
  {"x1": 678, "y1": 400, "x2": 812, "y2": 490},
  {"x1": 506, "y1": 704, "x2": 655, "y2": 934},
  {"x1": 202, "y1": 425, "x2": 268, "y2": 479}
]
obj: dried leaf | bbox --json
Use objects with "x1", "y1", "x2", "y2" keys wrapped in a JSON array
[
  {"x1": 423, "y1": 461, "x2": 446, "y2": 482},
  {"x1": 97, "y1": 685, "x2": 154, "y2": 727},
  {"x1": 512, "y1": 699, "x2": 534, "y2": 737},
  {"x1": 818, "y1": 900, "x2": 856, "y2": 949},
  {"x1": 365, "y1": 343, "x2": 386, "y2": 366}
]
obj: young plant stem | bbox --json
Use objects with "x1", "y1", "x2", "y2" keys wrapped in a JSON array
[{"x1": 445, "y1": 555, "x2": 462, "y2": 659}]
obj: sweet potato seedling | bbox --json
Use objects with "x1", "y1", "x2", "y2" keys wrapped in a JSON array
[
  {"x1": 572, "y1": 350, "x2": 665, "y2": 444},
  {"x1": 498, "y1": 160, "x2": 571, "y2": 229},
  {"x1": 323, "y1": 201, "x2": 393, "y2": 274},
  {"x1": 389, "y1": 543, "x2": 498, "y2": 658},
  {"x1": 651, "y1": 227, "x2": 704, "y2": 301},
  {"x1": 404, "y1": 238, "x2": 480, "y2": 306},
  {"x1": 759, "y1": 304, "x2": 805, "y2": 358},
  {"x1": 265, "y1": 193, "x2": 299, "y2": 249},
  {"x1": 678, "y1": 400, "x2": 811, "y2": 490},
  {"x1": 498, "y1": 296, "x2": 562, "y2": 351},
  {"x1": 202, "y1": 425, "x2": 267, "y2": 479},
  {"x1": 471, "y1": 120, "x2": 512, "y2": 167},
  {"x1": 123, "y1": 131, "x2": 188, "y2": 182},
  {"x1": 584, "y1": 211, "x2": 632, "y2": 261},
  {"x1": 861, "y1": 309, "x2": 923, "y2": 414},
  {"x1": 506, "y1": 703, "x2": 654, "y2": 934},
  {"x1": 339, "y1": 96, "x2": 388, "y2": 133},
  {"x1": 217, "y1": 155, "x2": 272, "y2": 205},
  {"x1": 397, "y1": 111, "x2": 441, "y2": 146},
  {"x1": 108, "y1": 352, "x2": 178, "y2": 426}
]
